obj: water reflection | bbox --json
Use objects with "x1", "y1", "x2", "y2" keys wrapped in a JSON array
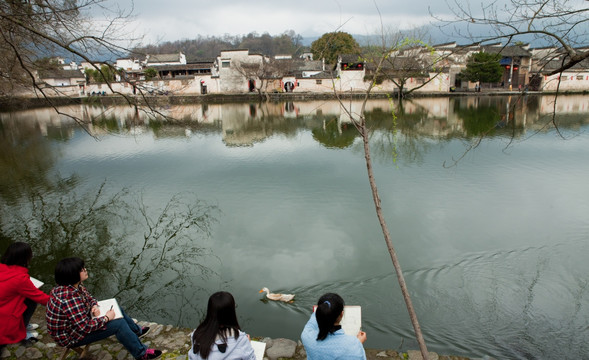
[
  {"x1": 0, "y1": 115, "x2": 63, "y2": 203},
  {"x1": 0, "y1": 181, "x2": 220, "y2": 324},
  {"x1": 2, "y1": 95, "x2": 586, "y2": 147},
  {"x1": 1, "y1": 95, "x2": 589, "y2": 359}
]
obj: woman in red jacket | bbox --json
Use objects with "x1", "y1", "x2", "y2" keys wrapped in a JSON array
[{"x1": 0, "y1": 242, "x2": 49, "y2": 345}]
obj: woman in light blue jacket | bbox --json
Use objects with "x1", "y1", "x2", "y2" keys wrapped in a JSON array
[
  {"x1": 301, "y1": 293, "x2": 367, "y2": 360},
  {"x1": 188, "y1": 291, "x2": 256, "y2": 360}
]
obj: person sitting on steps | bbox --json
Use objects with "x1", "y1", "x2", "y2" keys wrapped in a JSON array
[
  {"x1": 45, "y1": 257, "x2": 162, "y2": 360},
  {"x1": 189, "y1": 291, "x2": 256, "y2": 360},
  {"x1": 0, "y1": 242, "x2": 50, "y2": 347}
]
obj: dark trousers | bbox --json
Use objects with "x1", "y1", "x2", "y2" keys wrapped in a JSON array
[{"x1": 22, "y1": 298, "x2": 37, "y2": 327}]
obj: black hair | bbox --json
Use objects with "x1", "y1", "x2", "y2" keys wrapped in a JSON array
[
  {"x1": 54, "y1": 257, "x2": 85, "y2": 286},
  {"x1": 1, "y1": 242, "x2": 33, "y2": 268},
  {"x1": 192, "y1": 291, "x2": 241, "y2": 359},
  {"x1": 316, "y1": 293, "x2": 345, "y2": 341}
]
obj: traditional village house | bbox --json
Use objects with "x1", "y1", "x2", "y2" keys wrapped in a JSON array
[
  {"x1": 336, "y1": 54, "x2": 368, "y2": 92},
  {"x1": 289, "y1": 58, "x2": 329, "y2": 93},
  {"x1": 484, "y1": 44, "x2": 532, "y2": 90},
  {"x1": 115, "y1": 57, "x2": 142, "y2": 82},
  {"x1": 432, "y1": 42, "x2": 478, "y2": 91},
  {"x1": 26, "y1": 41, "x2": 589, "y2": 98},
  {"x1": 530, "y1": 46, "x2": 589, "y2": 91},
  {"x1": 36, "y1": 69, "x2": 86, "y2": 96},
  {"x1": 214, "y1": 49, "x2": 266, "y2": 93},
  {"x1": 143, "y1": 52, "x2": 186, "y2": 78}
]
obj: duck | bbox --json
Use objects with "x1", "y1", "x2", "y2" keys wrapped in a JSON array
[{"x1": 259, "y1": 287, "x2": 295, "y2": 302}]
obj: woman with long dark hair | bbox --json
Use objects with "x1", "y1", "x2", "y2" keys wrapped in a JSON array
[
  {"x1": 189, "y1": 291, "x2": 256, "y2": 360},
  {"x1": 45, "y1": 257, "x2": 161, "y2": 360},
  {"x1": 0, "y1": 242, "x2": 49, "y2": 345},
  {"x1": 301, "y1": 293, "x2": 367, "y2": 360}
]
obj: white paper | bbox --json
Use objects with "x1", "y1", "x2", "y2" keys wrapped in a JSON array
[
  {"x1": 313, "y1": 305, "x2": 362, "y2": 336},
  {"x1": 94, "y1": 298, "x2": 123, "y2": 320},
  {"x1": 250, "y1": 340, "x2": 266, "y2": 360},
  {"x1": 340, "y1": 306, "x2": 361, "y2": 336},
  {"x1": 29, "y1": 276, "x2": 44, "y2": 288}
]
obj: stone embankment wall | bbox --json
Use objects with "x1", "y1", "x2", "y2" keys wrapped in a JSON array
[{"x1": 0, "y1": 311, "x2": 493, "y2": 360}]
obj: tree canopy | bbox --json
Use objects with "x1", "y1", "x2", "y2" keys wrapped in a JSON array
[
  {"x1": 311, "y1": 32, "x2": 360, "y2": 64},
  {"x1": 0, "y1": 0, "x2": 133, "y2": 96},
  {"x1": 133, "y1": 30, "x2": 304, "y2": 60},
  {"x1": 459, "y1": 52, "x2": 503, "y2": 83}
]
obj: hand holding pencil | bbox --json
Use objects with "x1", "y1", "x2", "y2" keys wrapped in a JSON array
[{"x1": 105, "y1": 306, "x2": 115, "y2": 322}]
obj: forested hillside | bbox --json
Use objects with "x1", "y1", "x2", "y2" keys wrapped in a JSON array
[{"x1": 132, "y1": 30, "x2": 308, "y2": 60}]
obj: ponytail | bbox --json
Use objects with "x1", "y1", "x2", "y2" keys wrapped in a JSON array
[{"x1": 315, "y1": 293, "x2": 344, "y2": 341}]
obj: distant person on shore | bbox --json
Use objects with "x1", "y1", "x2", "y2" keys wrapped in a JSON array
[
  {"x1": 301, "y1": 293, "x2": 367, "y2": 360},
  {"x1": 0, "y1": 242, "x2": 50, "y2": 346},
  {"x1": 189, "y1": 291, "x2": 256, "y2": 360},
  {"x1": 45, "y1": 257, "x2": 162, "y2": 360}
]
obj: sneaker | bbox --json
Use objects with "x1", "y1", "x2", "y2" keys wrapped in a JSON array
[
  {"x1": 25, "y1": 331, "x2": 38, "y2": 340},
  {"x1": 137, "y1": 348, "x2": 161, "y2": 360},
  {"x1": 26, "y1": 324, "x2": 39, "y2": 331},
  {"x1": 137, "y1": 326, "x2": 150, "y2": 338}
]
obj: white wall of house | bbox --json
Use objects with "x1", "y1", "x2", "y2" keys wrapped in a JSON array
[
  {"x1": 337, "y1": 69, "x2": 369, "y2": 92},
  {"x1": 293, "y1": 78, "x2": 336, "y2": 93},
  {"x1": 35, "y1": 85, "x2": 84, "y2": 97},
  {"x1": 216, "y1": 50, "x2": 262, "y2": 93},
  {"x1": 84, "y1": 76, "x2": 221, "y2": 96},
  {"x1": 44, "y1": 78, "x2": 76, "y2": 86},
  {"x1": 86, "y1": 82, "x2": 131, "y2": 95},
  {"x1": 116, "y1": 58, "x2": 142, "y2": 71},
  {"x1": 541, "y1": 72, "x2": 589, "y2": 91}
]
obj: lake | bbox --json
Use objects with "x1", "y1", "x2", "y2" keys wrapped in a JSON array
[{"x1": 1, "y1": 94, "x2": 588, "y2": 359}]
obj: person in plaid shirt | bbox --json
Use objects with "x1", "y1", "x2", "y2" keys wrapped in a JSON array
[{"x1": 46, "y1": 257, "x2": 162, "y2": 359}]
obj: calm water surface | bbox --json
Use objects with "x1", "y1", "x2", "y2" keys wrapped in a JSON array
[{"x1": 1, "y1": 95, "x2": 588, "y2": 359}]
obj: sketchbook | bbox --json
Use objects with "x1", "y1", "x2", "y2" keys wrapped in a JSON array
[
  {"x1": 313, "y1": 305, "x2": 362, "y2": 336},
  {"x1": 250, "y1": 340, "x2": 266, "y2": 360},
  {"x1": 93, "y1": 298, "x2": 123, "y2": 320},
  {"x1": 29, "y1": 276, "x2": 44, "y2": 288}
]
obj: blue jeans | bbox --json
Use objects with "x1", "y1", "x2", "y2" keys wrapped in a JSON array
[{"x1": 71, "y1": 308, "x2": 147, "y2": 359}]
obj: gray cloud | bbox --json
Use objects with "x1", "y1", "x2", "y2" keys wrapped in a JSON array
[{"x1": 112, "y1": 0, "x2": 453, "y2": 43}]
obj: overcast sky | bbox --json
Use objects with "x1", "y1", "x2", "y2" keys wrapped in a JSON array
[{"x1": 111, "y1": 0, "x2": 455, "y2": 45}]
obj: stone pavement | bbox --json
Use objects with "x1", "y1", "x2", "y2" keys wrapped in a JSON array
[{"x1": 0, "y1": 311, "x2": 490, "y2": 360}]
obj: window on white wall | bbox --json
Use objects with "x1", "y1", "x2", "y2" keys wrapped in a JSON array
[
  {"x1": 316, "y1": 80, "x2": 322, "y2": 84},
  {"x1": 222, "y1": 61, "x2": 230, "y2": 68}
]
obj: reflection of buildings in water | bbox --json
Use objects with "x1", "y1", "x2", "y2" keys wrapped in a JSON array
[
  {"x1": 282, "y1": 102, "x2": 298, "y2": 118},
  {"x1": 3, "y1": 95, "x2": 589, "y2": 142},
  {"x1": 0, "y1": 106, "x2": 80, "y2": 138},
  {"x1": 220, "y1": 103, "x2": 293, "y2": 146},
  {"x1": 539, "y1": 94, "x2": 589, "y2": 114}
]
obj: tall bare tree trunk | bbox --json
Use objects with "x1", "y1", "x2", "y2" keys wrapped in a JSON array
[
  {"x1": 335, "y1": 49, "x2": 429, "y2": 357},
  {"x1": 358, "y1": 119, "x2": 429, "y2": 360}
]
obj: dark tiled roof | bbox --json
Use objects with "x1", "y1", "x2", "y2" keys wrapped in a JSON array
[
  {"x1": 146, "y1": 53, "x2": 181, "y2": 63},
  {"x1": 38, "y1": 69, "x2": 85, "y2": 79},
  {"x1": 291, "y1": 60, "x2": 323, "y2": 71},
  {"x1": 538, "y1": 58, "x2": 589, "y2": 72},
  {"x1": 150, "y1": 63, "x2": 212, "y2": 71},
  {"x1": 309, "y1": 71, "x2": 334, "y2": 79},
  {"x1": 339, "y1": 54, "x2": 363, "y2": 63},
  {"x1": 186, "y1": 57, "x2": 215, "y2": 64},
  {"x1": 484, "y1": 45, "x2": 531, "y2": 57}
]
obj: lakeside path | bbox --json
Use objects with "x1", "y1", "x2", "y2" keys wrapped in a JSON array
[{"x1": 0, "y1": 311, "x2": 495, "y2": 360}]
